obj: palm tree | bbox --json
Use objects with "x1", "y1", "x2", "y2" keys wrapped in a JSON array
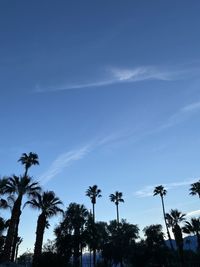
[
  {"x1": 143, "y1": 224, "x2": 165, "y2": 248},
  {"x1": 190, "y1": 180, "x2": 200, "y2": 198},
  {"x1": 25, "y1": 191, "x2": 63, "y2": 267},
  {"x1": 64, "y1": 202, "x2": 88, "y2": 267},
  {"x1": 86, "y1": 185, "x2": 101, "y2": 267},
  {"x1": 18, "y1": 152, "x2": 39, "y2": 177},
  {"x1": 3, "y1": 175, "x2": 41, "y2": 261},
  {"x1": 153, "y1": 185, "x2": 174, "y2": 250},
  {"x1": 165, "y1": 209, "x2": 185, "y2": 266},
  {"x1": 183, "y1": 217, "x2": 200, "y2": 251},
  {"x1": 11, "y1": 152, "x2": 39, "y2": 260},
  {"x1": 109, "y1": 191, "x2": 124, "y2": 225},
  {"x1": 86, "y1": 185, "x2": 102, "y2": 222}
]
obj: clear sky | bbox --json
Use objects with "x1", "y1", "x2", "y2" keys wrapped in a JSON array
[{"x1": 1, "y1": 0, "x2": 200, "y2": 255}]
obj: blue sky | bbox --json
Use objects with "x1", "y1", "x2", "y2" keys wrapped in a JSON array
[{"x1": 1, "y1": 0, "x2": 200, "y2": 254}]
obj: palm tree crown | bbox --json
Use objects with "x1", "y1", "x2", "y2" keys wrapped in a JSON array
[
  {"x1": 190, "y1": 181, "x2": 200, "y2": 198},
  {"x1": 4, "y1": 175, "x2": 41, "y2": 198},
  {"x1": 165, "y1": 209, "x2": 186, "y2": 227},
  {"x1": 153, "y1": 185, "x2": 167, "y2": 197},
  {"x1": 25, "y1": 191, "x2": 63, "y2": 218},
  {"x1": 183, "y1": 218, "x2": 200, "y2": 235},
  {"x1": 109, "y1": 191, "x2": 124, "y2": 206},
  {"x1": 86, "y1": 185, "x2": 102, "y2": 204},
  {"x1": 183, "y1": 217, "x2": 200, "y2": 251},
  {"x1": 18, "y1": 152, "x2": 39, "y2": 176}
]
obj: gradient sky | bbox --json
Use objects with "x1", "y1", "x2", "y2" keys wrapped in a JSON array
[{"x1": 1, "y1": 0, "x2": 200, "y2": 255}]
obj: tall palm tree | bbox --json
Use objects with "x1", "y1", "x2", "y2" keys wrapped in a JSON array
[
  {"x1": 18, "y1": 152, "x2": 39, "y2": 177},
  {"x1": 9, "y1": 152, "x2": 39, "y2": 261},
  {"x1": 183, "y1": 217, "x2": 200, "y2": 251},
  {"x1": 25, "y1": 191, "x2": 63, "y2": 267},
  {"x1": 190, "y1": 180, "x2": 200, "y2": 198},
  {"x1": 3, "y1": 175, "x2": 41, "y2": 261},
  {"x1": 86, "y1": 185, "x2": 101, "y2": 267},
  {"x1": 165, "y1": 209, "x2": 185, "y2": 266},
  {"x1": 86, "y1": 185, "x2": 102, "y2": 222},
  {"x1": 109, "y1": 191, "x2": 124, "y2": 224},
  {"x1": 153, "y1": 185, "x2": 174, "y2": 250}
]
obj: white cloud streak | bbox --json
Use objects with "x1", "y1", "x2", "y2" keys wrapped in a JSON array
[
  {"x1": 160, "y1": 101, "x2": 200, "y2": 130},
  {"x1": 38, "y1": 98, "x2": 200, "y2": 185},
  {"x1": 39, "y1": 133, "x2": 126, "y2": 185},
  {"x1": 134, "y1": 178, "x2": 199, "y2": 198},
  {"x1": 186, "y1": 209, "x2": 200, "y2": 217},
  {"x1": 40, "y1": 145, "x2": 91, "y2": 185},
  {"x1": 109, "y1": 66, "x2": 174, "y2": 82},
  {"x1": 35, "y1": 66, "x2": 180, "y2": 92}
]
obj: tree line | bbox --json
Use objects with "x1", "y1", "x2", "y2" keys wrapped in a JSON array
[{"x1": 0, "y1": 152, "x2": 200, "y2": 267}]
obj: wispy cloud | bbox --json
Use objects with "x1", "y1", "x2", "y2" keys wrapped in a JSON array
[
  {"x1": 160, "y1": 101, "x2": 200, "y2": 130},
  {"x1": 39, "y1": 132, "x2": 127, "y2": 185},
  {"x1": 109, "y1": 66, "x2": 175, "y2": 82},
  {"x1": 35, "y1": 65, "x2": 180, "y2": 93},
  {"x1": 40, "y1": 145, "x2": 91, "y2": 185},
  {"x1": 186, "y1": 209, "x2": 200, "y2": 217},
  {"x1": 134, "y1": 178, "x2": 199, "y2": 198}
]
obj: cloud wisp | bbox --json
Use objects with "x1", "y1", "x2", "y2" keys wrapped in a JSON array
[
  {"x1": 35, "y1": 65, "x2": 181, "y2": 93},
  {"x1": 39, "y1": 132, "x2": 127, "y2": 185},
  {"x1": 186, "y1": 209, "x2": 200, "y2": 217},
  {"x1": 159, "y1": 101, "x2": 200, "y2": 130},
  {"x1": 134, "y1": 178, "x2": 199, "y2": 198},
  {"x1": 40, "y1": 145, "x2": 91, "y2": 185}
]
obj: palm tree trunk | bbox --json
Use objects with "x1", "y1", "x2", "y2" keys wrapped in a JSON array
[
  {"x1": 92, "y1": 203, "x2": 95, "y2": 222},
  {"x1": 32, "y1": 213, "x2": 46, "y2": 267},
  {"x1": 89, "y1": 248, "x2": 92, "y2": 267},
  {"x1": 161, "y1": 196, "x2": 174, "y2": 250},
  {"x1": 73, "y1": 229, "x2": 80, "y2": 267},
  {"x1": 92, "y1": 203, "x2": 96, "y2": 267},
  {"x1": 173, "y1": 225, "x2": 184, "y2": 267},
  {"x1": 24, "y1": 166, "x2": 29, "y2": 177},
  {"x1": 15, "y1": 242, "x2": 20, "y2": 262},
  {"x1": 93, "y1": 250, "x2": 96, "y2": 267},
  {"x1": 116, "y1": 204, "x2": 119, "y2": 225},
  {"x1": 3, "y1": 195, "x2": 22, "y2": 261},
  {"x1": 80, "y1": 243, "x2": 83, "y2": 267},
  {"x1": 11, "y1": 214, "x2": 21, "y2": 262}
]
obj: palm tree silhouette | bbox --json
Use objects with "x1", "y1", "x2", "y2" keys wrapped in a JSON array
[
  {"x1": 86, "y1": 185, "x2": 102, "y2": 222},
  {"x1": 183, "y1": 217, "x2": 200, "y2": 251},
  {"x1": 18, "y1": 152, "x2": 39, "y2": 177},
  {"x1": 25, "y1": 191, "x2": 63, "y2": 267},
  {"x1": 3, "y1": 175, "x2": 41, "y2": 261},
  {"x1": 9, "y1": 152, "x2": 40, "y2": 260},
  {"x1": 86, "y1": 185, "x2": 101, "y2": 267},
  {"x1": 109, "y1": 191, "x2": 124, "y2": 225},
  {"x1": 153, "y1": 185, "x2": 174, "y2": 250},
  {"x1": 63, "y1": 202, "x2": 88, "y2": 267},
  {"x1": 165, "y1": 209, "x2": 185, "y2": 266},
  {"x1": 190, "y1": 180, "x2": 200, "y2": 198}
]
